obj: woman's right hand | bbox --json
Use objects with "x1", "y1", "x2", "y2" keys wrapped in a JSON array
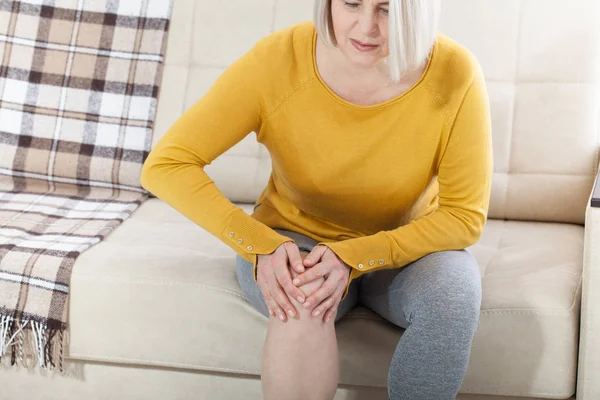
[{"x1": 257, "y1": 242, "x2": 308, "y2": 322}]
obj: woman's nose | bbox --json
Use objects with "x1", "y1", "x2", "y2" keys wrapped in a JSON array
[{"x1": 357, "y1": 11, "x2": 379, "y2": 37}]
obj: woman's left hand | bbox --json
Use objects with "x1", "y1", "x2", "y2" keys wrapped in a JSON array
[{"x1": 291, "y1": 245, "x2": 351, "y2": 322}]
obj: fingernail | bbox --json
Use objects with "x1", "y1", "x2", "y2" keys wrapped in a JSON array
[
  {"x1": 297, "y1": 296, "x2": 305, "y2": 303},
  {"x1": 287, "y1": 309, "x2": 295, "y2": 317},
  {"x1": 293, "y1": 278, "x2": 300, "y2": 285},
  {"x1": 325, "y1": 316, "x2": 331, "y2": 323},
  {"x1": 313, "y1": 310, "x2": 321, "y2": 317},
  {"x1": 303, "y1": 301, "x2": 311, "y2": 309},
  {"x1": 278, "y1": 313, "x2": 285, "y2": 321}
]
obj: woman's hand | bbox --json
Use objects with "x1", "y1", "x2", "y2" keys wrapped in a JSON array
[
  {"x1": 256, "y1": 242, "x2": 309, "y2": 322},
  {"x1": 291, "y1": 245, "x2": 351, "y2": 323}
]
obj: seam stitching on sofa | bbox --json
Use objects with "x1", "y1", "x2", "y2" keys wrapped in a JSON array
[
  {"x1": 486, "y1": 79, "x2": 597, "y2": 84},
  {"x1": 461, "y1": 390, "x2": 574, "y2": 398},
  {"x1": 505, "y1": 1, "x2": 524, "y2": 218},
  {"x1": 67, "y1": 354, "x2": 260, "y2": 375},
  {"x1": 269, "y1": 1, "x2": 276, "y2": 32},
  {"x1": 595, "y1": 102, "x2": 600, "y2": 173},
  {"x1": 568, "y1": 271, "x2": 583, "y2": 312},
  {"x1": 183, "y1": 0, "x2": 196, "y2": 114},
  {"x1": 483, "y1": 220, "x2": 505, "y2": 278},
  {"x1": 75, "y1": 277, "x2": 247, "y2": 299},
  {"x1": 346, "y1": 309, "x2": 574, "y2": 318},
  {"x1": 480, "y1": 309, "x2": 575, "y2": 316},
  {"x1": 77, "y1": 275, "x2": 582, "y2": 316},
  {"x1": 494, "y1": 172, "x2": 595, "y2": 177},
  {"x1": 65, "y1": 355, "x2": 575, "y2": 398}
]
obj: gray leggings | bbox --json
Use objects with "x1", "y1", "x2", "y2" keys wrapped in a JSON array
[{"x1": 236, "y1": 228, "x2": 482, "y2": 400}]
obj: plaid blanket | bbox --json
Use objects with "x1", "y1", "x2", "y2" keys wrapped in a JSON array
[{"x1": 0, "y1": 0, "x2": 172, "y2": 373}]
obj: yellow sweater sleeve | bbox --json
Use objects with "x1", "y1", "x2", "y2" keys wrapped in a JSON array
[
  {"x1": 140, "y1": 44, "x2": 294, "y2": 281},
  {"x1": 322, "y1": 68, "x2": 493, "y2": 300}
]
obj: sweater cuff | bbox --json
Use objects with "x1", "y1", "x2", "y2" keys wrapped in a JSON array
[
  {"x1": 221, "y1": 209, "x2": 294, "y2": 282},
  {"x1": 317, "y1": 232, "x2": 393, "y2": 300}
]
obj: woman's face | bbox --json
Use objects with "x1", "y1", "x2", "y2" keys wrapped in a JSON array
[{"x1": 330, "y1": 0, "x2": 390, "y2": 69}]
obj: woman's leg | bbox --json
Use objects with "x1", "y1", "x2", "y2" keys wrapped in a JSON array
[
  {"x1": 358, "y1": 249, "x2": 482, "y2": 400},
  {"x1": 236, "y1": 228, "x2": 360, "y2": 400}
]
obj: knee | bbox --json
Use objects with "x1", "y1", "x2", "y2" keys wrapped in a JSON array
[
  {"x1": 413, "y1": 252, "x2": 482, "y2": 324},
  {"x1": 290, "y1": 265, "x2": 325, "y2": 299},
  {"x1": 447, "y1": 274, "x2": 481, "y2": 324},
  {"x1": 282, "y1": 253, "x2": 326, "y2": 323}
]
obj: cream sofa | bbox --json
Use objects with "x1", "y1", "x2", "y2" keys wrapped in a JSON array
[{"x1": 3, "y1": 0, "x2": 600, "y2": 399}]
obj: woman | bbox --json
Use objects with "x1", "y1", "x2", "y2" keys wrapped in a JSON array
[{"x1": 141, "y1": 0, "x2": 493, "y2": 399}]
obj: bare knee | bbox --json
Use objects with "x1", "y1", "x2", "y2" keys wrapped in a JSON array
[
  {"x1": 280, "y1": 252, "x2": 326, "y2": 323},
  {"x1": 262, "y1": 255, "x2": 338, "y2": 398},
  {"x1": 292, "y1": 264, "x2": 323, "y2": 296}
]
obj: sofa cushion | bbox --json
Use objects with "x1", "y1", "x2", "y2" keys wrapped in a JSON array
[{"x1": 68, "y1": 199, "x2": 582, "y2": 398}]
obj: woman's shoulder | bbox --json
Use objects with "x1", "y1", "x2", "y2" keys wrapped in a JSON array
[
  {"x1": 256, "y1": 20, "x2": 314, "y2": 48},
  {"x1": 232, "y1": 21, "x2": 315, "y2": 112},
  {"x1": 248, "y1": 20, "x2": 315, "y2": 73},
  {"x1": 433, "y1": 33, "x2": 484, "y2": 83},
  {"x1": 425, "y1": 33, "x2": 486, "y2": 113}
]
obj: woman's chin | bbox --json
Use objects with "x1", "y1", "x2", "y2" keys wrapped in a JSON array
[{"x1": 343, "y1": 51, "x2": 384, "y2": 70}]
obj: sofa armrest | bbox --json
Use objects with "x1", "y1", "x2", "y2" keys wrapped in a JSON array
[
  {"x1": 577, "y1": 168, "x2": 600, "y2": 399},
  {"x1": 592, "y1": 168, "x2": 600, "y2": 208}
]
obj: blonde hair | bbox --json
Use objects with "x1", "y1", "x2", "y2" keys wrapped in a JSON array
[{"x1": 313, "y1": 0, "x2": 440, "y2": 83}]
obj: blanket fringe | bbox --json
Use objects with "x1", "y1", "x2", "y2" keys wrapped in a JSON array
[{"x1": 0, "y1": 314, "x2": 69, "y2": 374}]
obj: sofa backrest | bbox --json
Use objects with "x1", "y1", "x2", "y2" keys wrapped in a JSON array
[{"x1": 153, "y1": 0, "x2": 600, "y2": 225}]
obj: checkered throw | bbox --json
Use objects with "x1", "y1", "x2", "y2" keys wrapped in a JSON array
[{"x1": 0, "y1": 0, "x2": 172, "y2": 373}]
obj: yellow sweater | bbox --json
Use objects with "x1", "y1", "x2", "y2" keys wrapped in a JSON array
[{"x1": 140, "y1": 21, "x2": 493, "y2": 300}]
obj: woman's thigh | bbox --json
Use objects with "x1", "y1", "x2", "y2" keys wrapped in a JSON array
[
  {"x1": 236, "y1": 228, "x2": 359, "y2": 322},
  {"x1": 358, "y1": 249, "x2": 482, "y2": 328}
]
